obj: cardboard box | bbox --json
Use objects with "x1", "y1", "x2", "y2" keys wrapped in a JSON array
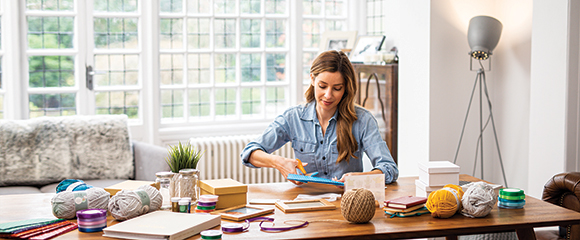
[
  {"x1": 105, "y1": 180, "x2": 158, "y2": 196},
  {"x1": 418, "y1": 161, "x2": 460, "y2": 186},
  {"x1": 415, "y1": 179, "x2": 442, "y2": 197},
  {"x1": 199, "y1": 178, "x2": 247, "y2": 210}
]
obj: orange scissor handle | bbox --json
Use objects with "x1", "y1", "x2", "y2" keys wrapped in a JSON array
[{"x1": 296, "y1": 159, "x2": 307, "y2": 175}]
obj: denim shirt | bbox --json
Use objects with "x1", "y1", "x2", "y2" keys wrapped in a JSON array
[{"x1": 240, "y1": 102, "x2": 399, "y2": 184}]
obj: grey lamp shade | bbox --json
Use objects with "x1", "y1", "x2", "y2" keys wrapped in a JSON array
[{"x1": 468, "y1": 16, "x2": 502, "y2": 60}]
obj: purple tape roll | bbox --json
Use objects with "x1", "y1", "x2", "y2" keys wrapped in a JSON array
[
  {"x1": 221, "y1": 217, "x2": 275, "y2": 233},
  {"x1": 197, "y1": 201, "x2": 217, "y2": 207}
]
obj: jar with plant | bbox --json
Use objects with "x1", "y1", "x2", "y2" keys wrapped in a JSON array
[{"x1": 165, "y1": 141, "x2": 203, "y2": 200}]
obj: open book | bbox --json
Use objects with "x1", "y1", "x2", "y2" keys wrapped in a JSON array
[{"x1": 103, "y1": 211, "x2": 220, "y2": 240}]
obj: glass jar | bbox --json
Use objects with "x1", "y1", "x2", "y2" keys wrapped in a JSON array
[
  {"x1": 155, "y1": 171, "x2": 174, "y2": 210},
  {"x1": 178, "y1": 169, "x2": 200, "y2": 204}
]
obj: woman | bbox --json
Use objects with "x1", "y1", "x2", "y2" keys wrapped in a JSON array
[{"x1": 240, "y1": 50, "x2": 398, "y2": 184}]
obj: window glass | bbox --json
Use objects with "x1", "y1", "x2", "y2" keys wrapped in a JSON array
[
  {"x1": 28, "y1": 17, "x2": 74, "y2": 49},
  {"x1": 29, "y1": 56, "x2": 74, "y2": 88},
  {"x1": 94, "y1": 18, "x2": 139, "y2": 49},
  {"x1": 27, "y1": 0, "x2": 74, "y2": 11},
  {"x1": 94, "y1": 0, "x2": 138, "y2": 12}
]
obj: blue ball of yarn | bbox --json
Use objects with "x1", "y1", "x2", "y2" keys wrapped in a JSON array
[{"x1": 56, "y1": 179, "x2": 93, "y2": 193}]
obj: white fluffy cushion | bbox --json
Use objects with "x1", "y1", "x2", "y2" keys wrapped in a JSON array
[{"x1": 0, "y1": 115, "x2": 133, "y2": 187}]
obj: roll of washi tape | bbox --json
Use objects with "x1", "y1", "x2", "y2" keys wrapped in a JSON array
[
  {"x1": 197, "y1": 201, "x2": 217, "y2": 207},
  {"x1": 196, "y1": 205, "x2": 216, "y2": 211},
  {"x1": 499, "y1": 188, "x2": 524, "y2": 196},
  {"x1": 497, "y1": 201, "x2": 524, "y2": 209},
  {"x1": 195, "y1": 209, "x2": 215, "y2": 213},
  {"x1": 76, "y1": 209, "x2": 107, "y2": 233},
  {"x1": 222, "y1": 222, "x2": 249, "y2": 233},
  {"x1": 200, "y1": 195, "x2": 219, "y2": 202},
  {"x1": 498, "y1": 198, "x2": 525, "y2": 208},
  {"x1": 200, "y1": 230, "x2": 222, "y2": 240},
  {"x1": 499, "y1": 194, "x2": 525, "y2": 201}
]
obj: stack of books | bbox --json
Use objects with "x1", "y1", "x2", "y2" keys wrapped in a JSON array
[
  {"x1": 383, "y1": 196, "x2": 429, "y2": 217},
  {"x1": 0, "y1": 218, "x2": 77, "y2": 240}
]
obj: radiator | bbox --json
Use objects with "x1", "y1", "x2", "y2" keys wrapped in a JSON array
[{"x1": 189, "y1": 135, "x2": 294, "y2": 184}]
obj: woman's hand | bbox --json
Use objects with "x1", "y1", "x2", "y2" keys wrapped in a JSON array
[{"x1": 273, "y1": 155, "x2": 308, "y2": 185}]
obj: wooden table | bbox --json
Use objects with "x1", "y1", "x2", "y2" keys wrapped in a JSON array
[{"x1": 1, "y1": 175, "x2": 580, "y2": 240}]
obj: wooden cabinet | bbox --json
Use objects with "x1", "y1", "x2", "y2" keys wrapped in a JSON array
[{"x1": 352, "y1": 64, "x2": 398, "y2": 163}]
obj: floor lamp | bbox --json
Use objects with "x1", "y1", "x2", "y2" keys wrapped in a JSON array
[{"x1": 453, "y1": 16, "x2": 509, "y2": 187}]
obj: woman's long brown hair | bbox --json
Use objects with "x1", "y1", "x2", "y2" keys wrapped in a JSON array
[{"x1": 305, "y1": 50, "x2": 358, "y2": 163}]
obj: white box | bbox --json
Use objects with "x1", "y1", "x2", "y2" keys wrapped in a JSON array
[
  {"x1": 418, "y1": 161, "x2": 460, "y2": 186},
  {"x1": 415, "y1": 179, "x2": 443, "y2": 197}
]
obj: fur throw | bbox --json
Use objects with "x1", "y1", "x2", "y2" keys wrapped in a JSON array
[{"x1": 0, "y1": 115, "x2": 133, "y2": 187}]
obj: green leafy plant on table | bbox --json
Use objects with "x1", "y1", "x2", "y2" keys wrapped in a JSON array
[{"x1": 165, "y1": 141, "x2": 204, "y2": 198}]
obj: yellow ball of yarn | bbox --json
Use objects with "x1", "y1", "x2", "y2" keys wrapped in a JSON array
[
  {"x1": 425, "y1": 184, "x2": 464, "y2": 218},
  {"x1": 341, "y1": 188, "x2": 376, "y2": 223}
]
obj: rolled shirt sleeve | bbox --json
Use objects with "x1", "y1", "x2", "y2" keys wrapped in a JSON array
[{"x1": 240, "y1": 110, "x2": 293, "y2": 168}]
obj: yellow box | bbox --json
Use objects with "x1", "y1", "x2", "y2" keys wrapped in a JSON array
[
  {"x1": 104, "y1": 180, "x2": 158, "y2": 196},
  {"x1": 199, "y1": 178, "x2": 247, "y2": 210}
]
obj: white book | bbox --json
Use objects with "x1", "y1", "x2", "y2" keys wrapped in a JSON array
[{"x1": 103, "y1": 211, "x2": 221, "y2": 240}]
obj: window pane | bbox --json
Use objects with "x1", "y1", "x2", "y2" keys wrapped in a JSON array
[
  {"x1": 241, "y1": 0, "x2": 261, "y2": 14},
  {"x1": 303, "y1": 0, "x2": 321, "y2": 15},
  {"x1": 326, "y1": 20, "x2": 345, "y2": 31},
  {"x1": 160, "y1": 54, "x2": 184, "y2": 85},
  {"x1": 265, "y1": 19, "x2": 285, "y2": 48},
  {"x1": 302, "y1": 52, "x2": 316, "y2": 81},
  {"x1": 94, "y1": 18, "x2": 139, "y2": 49},
  {"x1": 28, "y1": 17, "x2": 74, "y2": 49},
  {"x1": 29, "y1": 93, "x2": 76, "y2": 118},
  {"x1": 266, "y1": 86, "x2": 285, "y2": 116},
  {"x1": 161, "y1": 89, "x2": 184, "y2": 119},
  {"x1": 29, "y1": 56, "x2": 75, "y2": 88},
  {"x1": 187, "y1": 18, "x2": 210, "y2": 49},
  {"x1": 215, "y1": 88, "x2": 236, "y2": 116},
  {"x1": 187, "y1": 0, "x2": 210, "y2": 14},
  {"x1": 214, "y1": 19, "x2": 236, "y2": 49},
  {"x1": 160, "y1": 18, "x2": 183, "y2": 49},
  {"x1": 95, "y1": 91, "x2": 139, "y2": 119},
  {"x1": 325, "y1": 0, "x2": 344, "y2": 16},
  {"x1": 302, "y1": 19, "x2": 320, "y2": 48},
  {"x1": 214, "y1": 0, "x2": 235, "y2": 14},
  {"x1": 27, "y1": 0, "x2": 74, "y2": 11},
  {"x1": 241, "y1": 87, "x2": 261, "y2": 115},
  {"x1": 94, "y1": 54, "x2": 139, "y2": 86},
  {"x1": 215, "y1": 54, "x2": 236, "y2": 83},
  {"x1": 188, "y1": 53, "x2": 210, "y2": 84},
  {"x1": 94, "y1": 0, "x2": 138, "y2": 12},
  {"x1": 266, "y1": 53, "x2": 285, "y2": 82},
  {"x1": 241, "y1": 53, "x2": 261, "y2": 83},
  {"x1": 265, "y1": 0, "x2": 286, "y2": 14},
  {"x1": 160, "y1": 0, "x2": 183, "y2": 13},
  {"x1": 188, "y1": 89, "x2": 210, "y2": 117},
  {"x1": 366, "y1": 0, "x2": 384, "y2": 35},
  {"x1": 241, "y1": 19, "x2": 261, "y2": 48}
]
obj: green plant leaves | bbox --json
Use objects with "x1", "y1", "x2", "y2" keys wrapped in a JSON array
[{"x1": 165, "y1": 141, "x2": 204, "y2": 173}]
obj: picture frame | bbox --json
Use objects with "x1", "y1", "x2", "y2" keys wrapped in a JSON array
[
  {"x1": 275, "y1": 199, "x2": 336, "y2": 213},
  {"x1": 349, "y1": 35, "x2": 386, "y2": 63},
  {"x1": 212, "y1": 205, "x2": 274, "y2": 221},
  {"x1": 319, "y1": 31, "x2": 358, "y2": 52}
]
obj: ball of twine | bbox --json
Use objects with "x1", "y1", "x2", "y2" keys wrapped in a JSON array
[
  {"x1": 425, "y1": 184, "x2": 464, "y2": 218},
  {"x1": 341, "y1": 188, "x2": 376, "y2": 223},
  {"x1": 51, "y1": 187, "x2": 110, "y2": 219},
  {"x1": 461, "y1": 182, "x2": 497, "y2": 218},
  {"x1": 108, "y1": 185, "x2": 162, "y2": 221}
]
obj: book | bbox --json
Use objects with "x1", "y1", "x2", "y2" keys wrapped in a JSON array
[
  {"x1": 103, "y1": 211, "x2": 221, "y2": 240},
  {"x1": 384, "y1": 196, "x2": 427, "y2": 209},
  {"x1": 383, "y1": 203, "x2": 426, "y2": 213},
  {"x1": 384, "y1": 206, "x2": 430, "y2": 218}
]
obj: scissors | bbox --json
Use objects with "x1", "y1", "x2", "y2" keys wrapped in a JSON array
[{"x1": 296, "y1": 159, "x2": 318, "y2": 177}]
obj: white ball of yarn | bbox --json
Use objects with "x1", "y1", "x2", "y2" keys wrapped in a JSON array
[
  {"x1": 461, "y1": 182, "x2": 497, "y2": 218},
  {"x1": 51, "y1": 187, "x2": 110, "y2": 219},
  {"x1": 108, "y1": 185, "x2": 162, "y2": 220}
]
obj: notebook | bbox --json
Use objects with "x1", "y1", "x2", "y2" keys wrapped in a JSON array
[
  {"x1": 287, "y1": 174, "x2": 344, "y2": 186},
  {"x1": 384, "y1": 196, "x2": 427, "y2": 209},
  {"x1": 103, "y1": 211, "x2": 221, "y2": 240}
]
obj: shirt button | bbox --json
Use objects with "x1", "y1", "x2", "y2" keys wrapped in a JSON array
[
  {"x1": 320, "y1": 141, "x2": 323, "y2": 144},
  {"x1": 300, "y1": 148, "x2": 303, "y2": 152},
  {"x1": 322, "y1": 156, "x2": 326, "y2": 160},
  {"x1": 324, "y1": 172, "x2": 328, "y2": 175}
]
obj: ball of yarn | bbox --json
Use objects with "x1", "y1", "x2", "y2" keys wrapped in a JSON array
[
  {"x1": 426, "y1": 184, "x2": 464, "y2": 218},
  {"x1": 56, "y1": 179, "x2": 93, "y2": 193},
  {"x1": 51, "y1": 187, "x2": 110, "y2": 219},
  {"x1": 461, "y1": 182, "x2": 497, "y2": 218},
  {"x1": 341, "y1": 188, "x2": 376, "y2": 223},
  {"x1": 108, "y1": 185, "x2": 162, "y2": 221}
]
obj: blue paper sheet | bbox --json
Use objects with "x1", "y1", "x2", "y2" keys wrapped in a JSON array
[{"x1": 287, "y1": 174, "x2": 344, "y2": 186}]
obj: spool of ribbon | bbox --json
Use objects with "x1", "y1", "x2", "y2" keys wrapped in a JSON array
[{"x1": 221, "y1": 217, "x2": 274, "y2": 233}]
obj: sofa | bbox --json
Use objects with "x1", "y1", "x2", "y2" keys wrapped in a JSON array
[
  {"x1": 538, "y1": 172, "x2": 580, "y2": 240},
  {"x1": 0, "y1": 115, "x2": 169, "y2": 195}
]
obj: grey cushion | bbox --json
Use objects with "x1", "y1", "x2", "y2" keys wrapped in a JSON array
[
  {"x1": 0, "y1": 186, "x2": 42, "y2": 195},
  {"x1": 133, "y1": 141, "x2": 170, "y2": 181},
  {"x1": 39, "y1": 179, "x2": 127, "y2": 193}
]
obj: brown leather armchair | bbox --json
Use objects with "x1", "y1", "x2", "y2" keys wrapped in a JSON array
[{"x1": 540, "y1": 172, "x2": 580, "y2": 240}]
